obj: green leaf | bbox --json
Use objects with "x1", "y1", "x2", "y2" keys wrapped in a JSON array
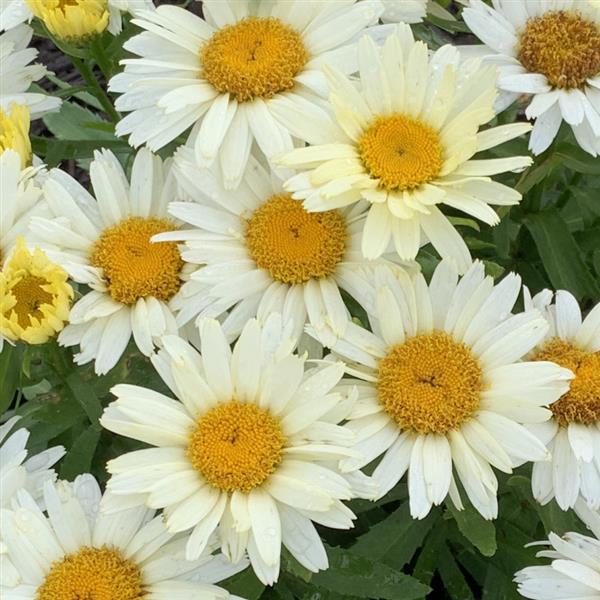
[
  {"x1": 42, "y1": 75, "x2": 102, "y2": 109},
  {"x1": 281, "y1": 549, "x2": 313, "y2": 582},
  {"x1": 569, "y1": 187, "x2": 600, "y2": 223},
  {"x1": 413, "y1": 521, "x2": 453, "y2": 588},
  {"x1": 311, "y1": 546, "x2": 430, "y2": 599},
  {"x1": 220, "y1": 568, "x2": 264, "y2": 600},
  {"x1": 524, "y1": 209, "x2": 600, "y2": 300},
  {"x1": 455, "y1": 548, "x2": 489, "y2": 587},
  {"x1": 0, "y1": 344, "x2": 22, "y2": 414},
  {"x1": 43, "y1": 102, "x2": 115, "y2": 141},
  {"x1": 492, "y1": 216, "x2": 520, "y2": 260},
  {"x1": 60, "y1": 427, "x2": 101, "y2": 479},
  {"x1": 482, "y1": 565, "x2": 521, "y2": 600},
  {"x1": 446, "y1": 503, "x2": 497, "y2": 557},
  {"x1": 536, "y1": 500, "x2": 582, "y2": 536},
  {"x1": 438, "y1": 544, "x2": 476, "y2": 600},
  {"x1": 426, "y1": 14, "x2": 471, "y2": 32},
  {"x1": 449, "y1": 217, "x2": 481, "y2": 231},
  {"x1": 66, "y1": 371, "x2": 103, "y2": 425},
  {"x1": 554, "y1": 144, "x2": 600, "y2": 174},
  {"x1": 594, "y1": 249, "x2": 600, "y2": 278},
  {"x1": 483, "y1": 260, "x2": 506, "y2": 279},
  {"x1": 352, "y1": 503, "x2": 437, "y2": 568},
  {"x1": 31, "y1": 138, "x2": 130, "y2": 167},
  {"x1": 515, "y1": 155, "x2": 560, "y2": 194},
  {"x1": 465, "y1": 237, "x2": 497, "y2": 250},
  {"x1": 22, "y1": 388, "x2": 85, "y2": 430},
  {"x1": 494, "y1": 520, "x2": 539, "y2": 577}
]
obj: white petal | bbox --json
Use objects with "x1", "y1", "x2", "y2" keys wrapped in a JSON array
[
  {"x1": 199, "y1": 318, "x2": 233, "y2": 400},
  {"x1": 248, "y1": 488, "x2": 281, "y2": 567}
]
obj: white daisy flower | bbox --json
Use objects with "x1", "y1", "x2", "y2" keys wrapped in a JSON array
[
  {"x1": 279, "y1": 27, "x2": 533, "y2": 273},
  {"x1": 381, "y1": 0, "x2": 427, "y2": 23},
  {"x1": 110, "y1": 0, "x2": 384, "y2": 189},
  {"x1": 463, "y1": 0, "x2": 600, "y2": 156},
  {"x1": 0, "y1": 416, "x2": 64, "y2": 509},
  {"x1": 0, "y1": 25, "x2": 61, "y2": 119},
  {"x1": 0, "y1": 473, "x2": 244, "y2": 598},
  {"x1": 514, "y1": 525, "x2": 600, "y2": 599},
  {"x1": 0, "y1": 149, "x2": 47, "y2": 265},
  {"x1": 29, "y1": 147, "x2": 191, "y2": 375},
  {"x1": 525, "y1": 289, "x2": 600, "y2": 510},
  {"x1": 100, "y1": 316, "x2": 359, "y2": 585},
  {"x1": 160, "y1": 148, "x2": 400, "y2": 347},
  {"x1": 0, "y1": 0, "x2": 154, "y2": 37},
  {"x1": 324, "y1": 259, "x2": 573, "y2": 520}
]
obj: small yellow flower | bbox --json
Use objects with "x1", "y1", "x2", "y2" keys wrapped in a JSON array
[
  {"x1": 0, "y1": 238, "x2": 73, "y2": 345},
  {"x1": 0, "y1": 104, "x2": 31, "y2": 169},
  {"x1": 26, "y1": 0, "x2": 109, "y2": 42}
]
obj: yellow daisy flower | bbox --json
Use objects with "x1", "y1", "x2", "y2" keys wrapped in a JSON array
[
  {"x1": 1, "y1": 0, "x2": 152, "y2": 36},
  {"x1": 25, "y1": 0, "x2": 110, "y2": 42},
  {"x1": 0, "y1": 103, "x2": 31, "y2": 168},
  {"x1": 0, "y1": 238, "x2": 73, "y2": 345}
]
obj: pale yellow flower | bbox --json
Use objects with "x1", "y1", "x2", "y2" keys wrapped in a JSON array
[
  {"x1": 0, "y1": 238, "x2": 73, "y2": 345},
  {"x1": 25, "y1": 0, "x2": 109, "y2": 42},
  {"x1": 0, "y1": 103, "x2": 31, "y2": 168}
]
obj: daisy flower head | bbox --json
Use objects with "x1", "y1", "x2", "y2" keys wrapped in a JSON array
[
  {"x1": 525, "y1": 289, "x2": 600, "y2": 510},
  {"x1": 100, "y1": 316, "x2": 360, "y2": 585},
  {"x1": 0, "y1": 0, "x2": 154, "y2": 39},
  {"x1": 0, "y1": 149, "x2": 47, "y2": 265},
  {"x1": 161, "y1": 148, "x2": 400, "y2": 347},
  {"x1": 0, "y1": 25, "x2": 61, "y2": 119},
  {"x1": 110, "y1": 0, "x2": 384, "y2": 189},
  {"x1": 29, "y1": 147, "x2": 190, "y2": 375},
  {"x1": 325, "y1": 259, "x2": 573, "y2": 520},
  {"x1": 1, "y1": 473, "x2": 244, "y2": 598},
  {"x1": 0, "y1": 416, "x2": 64, "y2": 509},
  {"x1": 514, "y1": 525, "x2": 600, "y2": 600},
  {"x1": 381, "y1": 0, "x2": 427, "y2": 23},
  {"x1": 0, "y1": 103, "x2": 31, "y2": 169},
  {"x1": 463, "y1": 0, "x2": 600, "y2": 156},
  {"x1": 0, "y1": 237, "x2": 73, "y2": 347},
  {"x1": 279, "y1": 26, "x2": 533, "y2": 273}
]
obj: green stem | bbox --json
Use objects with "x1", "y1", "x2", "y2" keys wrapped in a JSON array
[
  {"x1": 90, "y1": 37, "x2": 114, "y2": 81},
  {"x1": 70, "y1": 55, "x2": 121, "y2": 123},
  {"x1": 51, "y1": 341, "x2": 73, "y2": 380}
]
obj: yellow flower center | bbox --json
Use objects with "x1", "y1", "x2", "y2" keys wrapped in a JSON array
[
  {"x1": 35, "y1": 546, "x2": 144, "y2": 600},
  {"x1": 533, "y1": 338, "x2": 600, "y2": 426},
  {"x1": 378, "y1": 332, "x2": 483, "y2": 434},
  {"x1": 187, "y1": 400, "x2": 286, "y2": 494},
  {"x1": 0, "y1": 104, "x2": 31, "y2": 169},
  {"x1": 8, "y1": 275, "x2": 53, "y2": 328},
  {"x1": 25, "y1": 0, "x2": 109, "y2": 42},
  {"x1": 358, "y1": 115, "x2": 444, "y2": 191},
  {"x1": 518, "y1": 11, "x2": 600, "y2": 89},
  {"x1": 201, "y1": 17, "x2": 309, "y2": 102},
  {"x1": 245, "y1": 194, "x2": 347, "y2": 284},
  {"x1": 90, "y1": 217, "x2": 183, "y2": 305}
]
